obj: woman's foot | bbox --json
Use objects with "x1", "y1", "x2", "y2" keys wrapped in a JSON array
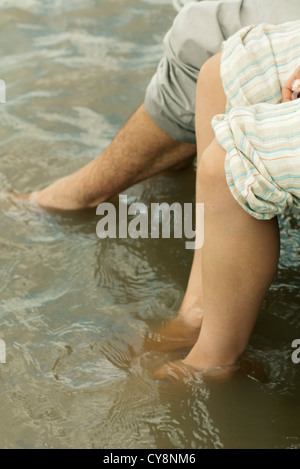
[
  {"x1": 152, "y1": 355, "x2": 266, "y2": 383},
  {"x1": 152, "y1": 359, "x2": 240, "y2": 383},
  {"x1": 143, "y1": 305, "x2": 203, "y2": 353}
]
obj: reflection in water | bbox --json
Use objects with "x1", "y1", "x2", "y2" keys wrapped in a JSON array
[{"x1": 0, "y1": 0, "x2": 299, "y2": 450}]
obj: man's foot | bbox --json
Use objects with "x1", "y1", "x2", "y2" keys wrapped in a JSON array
[
  {"x1": 27, "y1": 174, "x2": 88, "y2": 211},
  {"x1": 0, "y1": 190, "x2": 38, "y2": 208}
]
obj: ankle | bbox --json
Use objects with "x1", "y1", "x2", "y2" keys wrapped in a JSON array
[{"x1": 184, "y1": 343, "x2": 242, "y2": 370}]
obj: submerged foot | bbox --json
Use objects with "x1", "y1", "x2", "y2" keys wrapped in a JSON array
[
  {"x1": 152, "y1": 359, "x2": 240, "y2": 383},
  {"x1": 143, "y1": 307, "x2": 203, "y2": 353},
  {"x1": 153, "y1": 354, "x2": 267, "y2": 384},
  {"x1": 0, "y1": 190, "x2": 31, "y2": 206}
]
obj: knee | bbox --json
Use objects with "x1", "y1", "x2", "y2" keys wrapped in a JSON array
[
  {"x1": 197, "y1": 140, "x2": 226, "y2": 191},
  {"x1": 199, "y1": 53, "x2": 221, "y2": 77},
  {"x1": 197, "y1": 53, "x2": 222, "y2": 95},
  {"x1": 197, "y1": 147, "x2": 215, "y2": 188}
]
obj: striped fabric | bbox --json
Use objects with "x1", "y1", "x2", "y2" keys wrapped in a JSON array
[{"x1": 212, "y1": 20, "x2": 300, "y2": 220}]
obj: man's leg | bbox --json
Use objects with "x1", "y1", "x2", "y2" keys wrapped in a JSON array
[
  {"x1": 27, "y1": 0, "x2": 248, "y2": 212},
  {"x1": 29, "y1": 0, "x2": 300, "y2": 212},
  {"x1": 29, "y1": 104, "x2": 196, "y2": 210}
]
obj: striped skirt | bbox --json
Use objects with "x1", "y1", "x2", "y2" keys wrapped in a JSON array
[{"x1": 212, "y1": 20, "x2": 300, "y2": 220}]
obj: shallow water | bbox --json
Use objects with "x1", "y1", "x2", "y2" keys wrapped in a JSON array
[{"x1": 0, "y1": 0, "x2": 299, "y2": 449}]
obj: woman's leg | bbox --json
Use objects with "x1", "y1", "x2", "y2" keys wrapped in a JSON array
[
  {"x1": 151, "y1": 53, "x2": 227, "y2": 347},
  {"x1": 154, "y1": 139, "x2": 280, "y2": 377},
  {"x1": 184, "y1": 139, "x2": 280, "y2": 368},
  {"x1": 152, "y1": 52, "x2": 280, "y2": 368},
  {"x1": 178, "y1": 53, "x2": 227, "y2": 320}
]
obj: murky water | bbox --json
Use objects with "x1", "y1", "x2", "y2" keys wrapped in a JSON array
[{"x1": 0, "y1": 0, "x2": 299, "y2": 449}]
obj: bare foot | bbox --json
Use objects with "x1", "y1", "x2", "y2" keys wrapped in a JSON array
[
  {"x1": 28, "y1": 176, "x2": 85, "y2": 211},
  {"x1": 152, "y1": 360, "x2": 239, "y2": 383},
  {"x1": 0, "y1": 185, "x2": 92, "y2": 214},
  {"x1": 153, "y1": 355, "x2": 266, "y2": 384},
  {"x1": 153, "y1": 360, "x2": 199, "y2": 381},
  {"x1": 0, "y1": 190, "x2": 38, "y2": 208},
  {"x1": 144, "y1": 308, "x2": 202, "y2": 353}
]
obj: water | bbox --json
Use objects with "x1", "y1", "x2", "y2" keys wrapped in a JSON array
[{"x1": 0, "y1": 0, "x2": 299, "y2": 449}]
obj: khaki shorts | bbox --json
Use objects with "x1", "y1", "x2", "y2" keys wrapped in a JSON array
[{"x1": 145, "y1": 0, "x2": 300, "y2": 143}]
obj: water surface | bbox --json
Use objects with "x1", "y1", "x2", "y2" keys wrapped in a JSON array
[{"x1": 0, "y1": 0, "x2": 299, "y2": 449}]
